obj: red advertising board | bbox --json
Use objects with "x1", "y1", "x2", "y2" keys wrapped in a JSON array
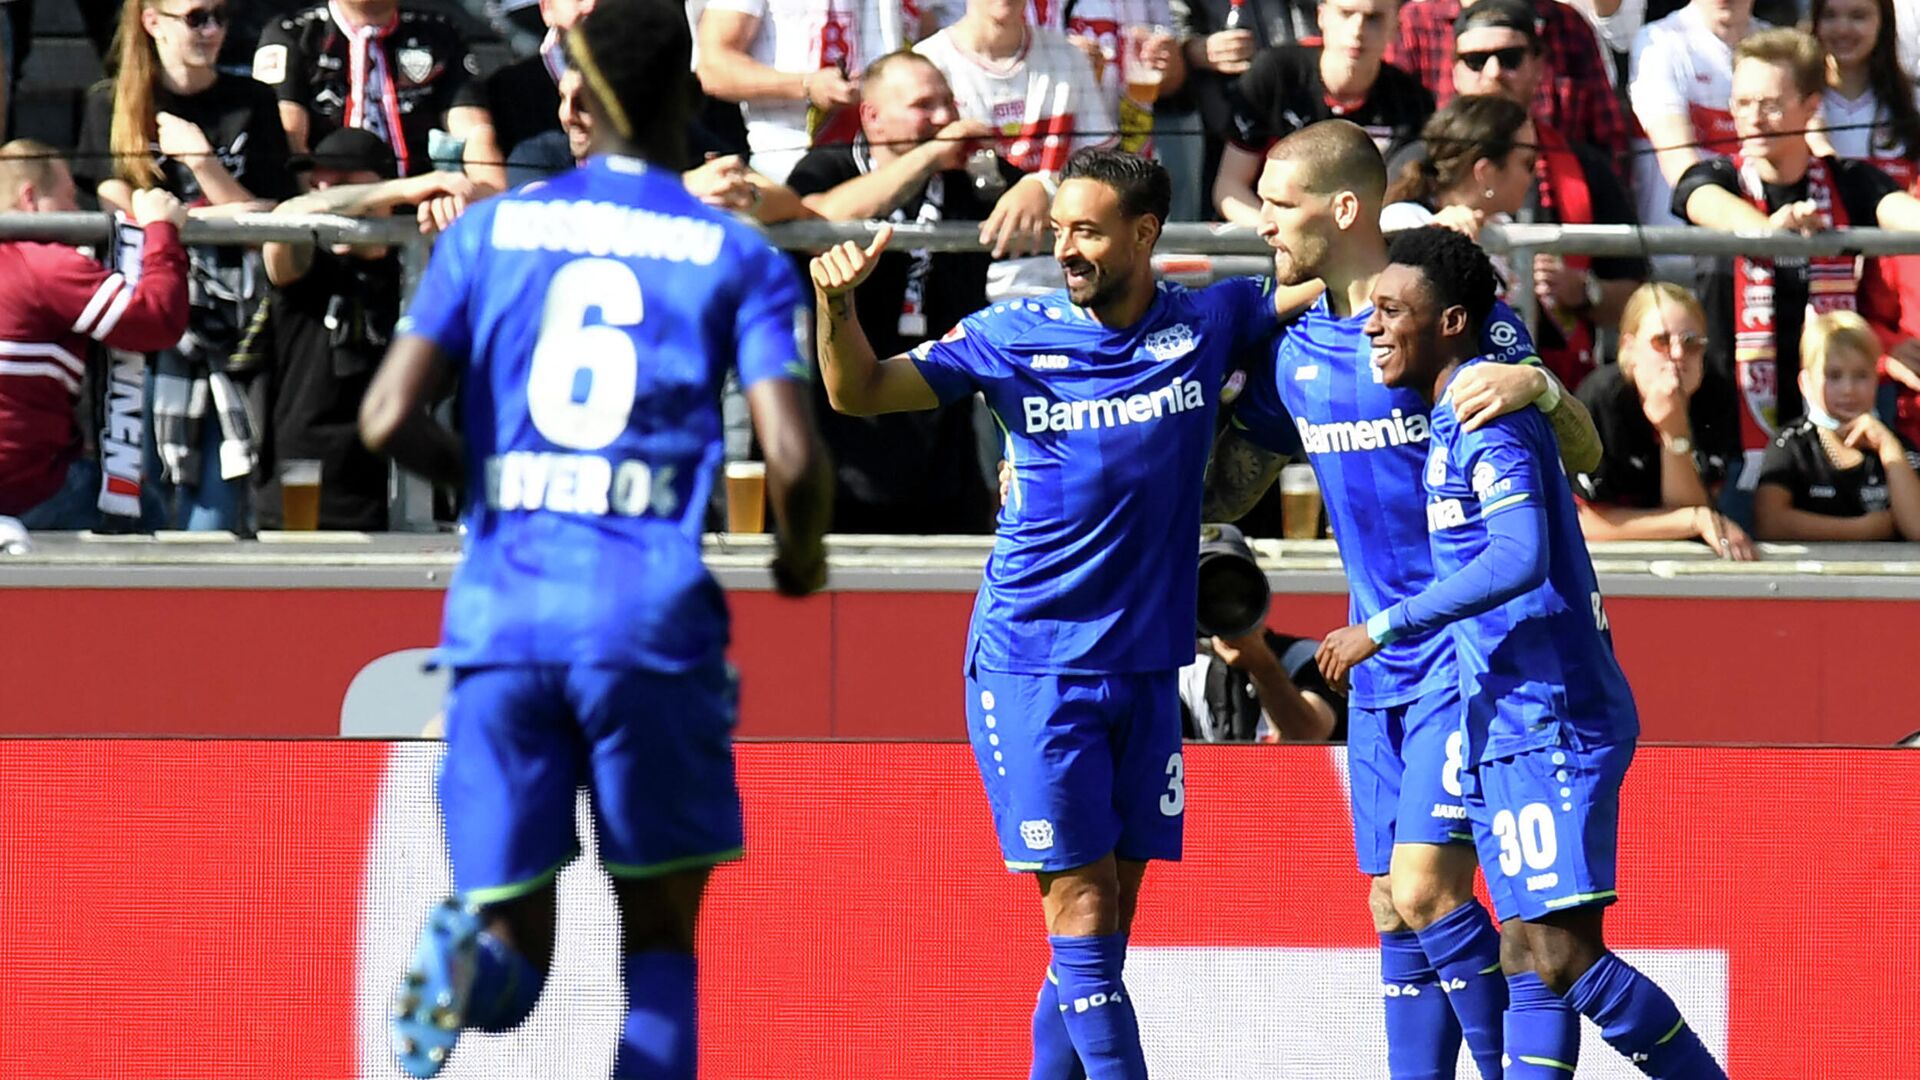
[
  {"x1": 0, "y1": 587, "x2": 1914, "y2": 745},
  {"x1": 2, "y1": 741, "x2": 1915, "y2": 1078}
]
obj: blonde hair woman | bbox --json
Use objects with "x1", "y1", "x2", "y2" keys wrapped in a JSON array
[
  {"x1": 71, "y1": 0, "x2": 302, "y2": 531},
  {"x1": 1570, "y1": 283, "x2": 1757, "y2": 558},
  {"x1": 1753, "y1": 310, "x2": 1920, "y2": 539}
]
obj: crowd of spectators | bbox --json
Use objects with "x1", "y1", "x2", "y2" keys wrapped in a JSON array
[{"x1": 0, "y1": 0, "x2": 1919, "y2": 548}]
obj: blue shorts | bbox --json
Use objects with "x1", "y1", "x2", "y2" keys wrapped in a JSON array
[
  {"x1": 440, "y1": 662, "x2": 744, "y2": 906},
  {"x1": 1466, "y1": 738, "x2": 1635, "y2": 922},
  {"x1": 1347, "y1": 687, "x2": 1473, "y2": 876},
  {"x1": 964, "y1": 665, "x2": 1184, "y2": 873}
]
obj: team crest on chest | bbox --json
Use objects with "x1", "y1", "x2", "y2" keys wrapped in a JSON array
[
  {"x1": 397, "y1": 46, "x2": 436, "y2": 84},
  {"x1": 1142, "y1": 323, "x2": 1196, "y2": 362}
]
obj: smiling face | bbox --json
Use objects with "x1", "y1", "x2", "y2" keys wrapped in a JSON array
[
  {"x1": 1730, "y1": 56, "x2": 1821, "y2": 162},
  {"x1": 1363, "y1": 263, "x2": 1446, "y2": 389},
  {"x1": 1052, "y1": 177, "x2": 1153, "y2": 309},
  {"x1": 142, "y1": 0, "x2": 228, "y2": 71},
  {"x1": 1814, "y1": 0, "x2": 1880, "y2": 69}
]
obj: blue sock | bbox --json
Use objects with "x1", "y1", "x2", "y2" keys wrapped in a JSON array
[
  {"x1": 1502, "y1": 972, "x2": 1580, "y2": 1078},
  {"x1": 1565, "y1": 952, "x2": 1726, "y2": 1079},
  {"x1": 466, "y1": 930, "x2": 545, "y2": 1032},
  {"x1": 1379, "y1": 929, "x2": 1463, "y2": 1080},
  {"x1": 612, "y1": 950, "x2": 697, "y2": 1080},
  {"x1": 1047, "y1": 933, "x2": 1147, "y2": 1080},
  {"x1": 1415, "y1": 902, "x2": 1508, "y2": 1080},
  {"x1": 1031, "y1": 967, "x2": 1087, "y2": 1080}
]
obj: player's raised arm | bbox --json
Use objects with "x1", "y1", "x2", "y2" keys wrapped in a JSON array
[{"x1": 809, "y1": 224, "x2": 942, "y2": 416}]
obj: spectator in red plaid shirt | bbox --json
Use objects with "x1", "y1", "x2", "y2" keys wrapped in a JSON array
[{"x1": 1387, "y1": 0, "x2": 1630, "y2": 171}]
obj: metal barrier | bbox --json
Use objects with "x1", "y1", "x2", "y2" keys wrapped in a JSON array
[{"x1": 7, "y1": 212, "x2": 1920, "y2": 530}]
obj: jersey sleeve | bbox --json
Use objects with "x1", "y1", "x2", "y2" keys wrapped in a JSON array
[
  {"x1": 1481, "y1": 299, "x2": 1541, "y2": 366},
  {"x1": 909, "y1": 311, "x2": 1001, "y2": 405},
  {"x1": 394, "y1": 202, "x2": 486, "y2": 362},
  {"x1": 1755, "y1": 430, "x2": 1803, "y2": 491},
  {"x1": 1224, "y1": 347, "x2": 1301, "y2": 457},
  {"x1": 1834, "y1": 157, "x2": 1903, "y2": 225},
  {"x1": 1672, "y1": 157, "x2": 1739, "y2": 223},
  {"x1": 1374, "y1": 412, "x2": 1550, "y2": 641},
  {"x1": 1626, "y1": 25, "x2": 1688, "y2": 123},
  {"x1": 252, "y1": 18, "x2": 309, "y2": 106},
  {"x1": 1206, "y1": 276, "x2": 1281, "y2": 354},
  {"x1": 1227, "y1": 52, "x2": 1285, "y2": 151},
  {"x1": 732, "y1": 240, "x2": 812, "y2": 389}
]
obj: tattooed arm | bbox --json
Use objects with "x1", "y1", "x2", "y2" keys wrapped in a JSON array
[
  {"x1": 809, "y1": 226, "x2": 942, "y2": 416},
  {"x1": 1203, "y1": 427, "x2": 1288, "y2": 522}
]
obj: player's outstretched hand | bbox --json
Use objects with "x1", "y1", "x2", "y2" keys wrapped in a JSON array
[
  {"x1": 810, "y1": 224, "x2": 893, "y2": 298},
  {"x1": 1315, "y1": 624, "x2": 1379, "y2": 692},
  {"x1": 771, "y1": 542, "x2": 828, "y2": 597}
]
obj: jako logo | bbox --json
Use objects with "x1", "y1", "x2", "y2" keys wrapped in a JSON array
[
  {"x1": 1294, "y1": 409, "x2": 1430, "y2": 454},
  {"x1": 1031, "y1": 354, "x2": 1071, "y2": 370},
  {"x1": 1023, "y1": 377, "x2": 1206, "y2": 433}
]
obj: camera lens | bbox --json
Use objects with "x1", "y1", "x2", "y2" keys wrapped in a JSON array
[{"x1": 1196, "y1": 524, "x2": 1270, "y2": 639}]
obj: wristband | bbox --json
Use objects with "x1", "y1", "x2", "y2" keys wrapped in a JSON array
[
  {"x1": 1033, "y1": 171, "x2": 1061, "y2": 197},
  {"x1": 1534, "y1": 369, "x2": 1564, "y2": 413},
  {"x1": 1365, "y1": 609, "x2": 1399, "y2": 646}
]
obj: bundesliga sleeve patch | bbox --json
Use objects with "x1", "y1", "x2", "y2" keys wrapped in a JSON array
[{"x1": 252, "y1": 44, "x2": 288, "y2": 85}]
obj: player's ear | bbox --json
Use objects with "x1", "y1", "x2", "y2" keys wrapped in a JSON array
[
  {"x1": 1440, "y1": 304, "x2": 1471, "y2": 339},
  {"x1": 1136, "y1": 212, "x2": 1161, "y2": 249},
  {"x1": 1330, "y1": 190, "x2": 1359, "y2": 230}
]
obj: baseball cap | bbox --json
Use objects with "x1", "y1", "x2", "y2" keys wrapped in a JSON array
[
  {"x1": 291, "y1": 127, "x2": 400, "y2": 179},
  {"x1": 1453, "y1": 0, "x2": 1542, "y2": 44}
]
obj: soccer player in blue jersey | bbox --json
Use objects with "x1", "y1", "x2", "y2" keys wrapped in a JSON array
[
  {"x1": 1318, "y1": 225, "x2": 1727, "y2": 1080},
  {"x1": 1205, "y1": 120, "x2": 1606, "y2": 1080},
  {"x1": 356, "y1": 1, "x2": 832, "y2": 1076},
  {"x1": 811, "y1": 149, "x2": 1291, "y2": 1080}
]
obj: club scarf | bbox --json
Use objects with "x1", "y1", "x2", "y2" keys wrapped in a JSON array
[
  {"x1": 1730, "y1": 153, "x2": 1857, "y2": 452},
  {"x1": 329, "y1": 0, "x2": 410, "y2": 176}
]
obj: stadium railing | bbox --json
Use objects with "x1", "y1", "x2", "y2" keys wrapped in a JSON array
[{"x1": 6, "y1": 212, "x2": 1920, "y2": 529}]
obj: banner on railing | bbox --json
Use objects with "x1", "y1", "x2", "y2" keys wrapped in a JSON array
[{"x1": 1, "y1": 741, "x2": 1913, "y2": 1078}]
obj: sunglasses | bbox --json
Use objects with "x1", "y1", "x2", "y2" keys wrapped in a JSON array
[
  {"x1": 1456, "y1": 45, "x2": 1530, "y2": 72},
  {"x1": 1646, "y1": 331, "x2": 1708, "y2": 356},
  {"x1": 156, "y1": 6, "x2": 230, "y2": 31}
]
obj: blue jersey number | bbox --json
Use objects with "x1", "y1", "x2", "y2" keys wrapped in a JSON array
[{"x1": 529, "y1": 258, "x2": 643, "y2": 450}]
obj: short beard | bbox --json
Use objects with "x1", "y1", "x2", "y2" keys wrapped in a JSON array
[{"x1": 1070, "y1": 264, "x2": 1130, "y2": 310}]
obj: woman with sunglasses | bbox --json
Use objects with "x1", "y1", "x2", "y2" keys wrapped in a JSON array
[
  {"x1": 73, "y1": 0, "x2": 300, "y2": 530},
  {"x1": 1811, "y1": 0, "x2": 1920, "y2": 453},
  {"x1": 1568, "y1": 283, "x2": 1756, "y2": 557}
]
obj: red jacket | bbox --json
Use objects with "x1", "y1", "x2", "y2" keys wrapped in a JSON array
[{"x1": 0, "y1": 221, "x2": 189, "y2": 515}]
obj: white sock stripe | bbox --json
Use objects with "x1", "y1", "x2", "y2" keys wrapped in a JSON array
[
  {"x1": 71, "y1": 273, "x2": 126, "y2": 334},
  {"x1": 0, "y1": 359, "x2": 82, "y2": 393},
  {"x1": 91, "y1": 283, "x2": 138, "y2": 341}
]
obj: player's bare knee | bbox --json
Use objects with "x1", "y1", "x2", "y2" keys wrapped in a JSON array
[
  {"x1": 1499, "y1": 916, "x2": 1534, "y2": 976},
  {"x1": 1368, "y1": 875, "x2": 1409, "y2": 933},
  {"x1": 1526, "y1": 910, "x2": 1606, "y2": 995},
  {"x1": 1039, "y1": 860, "x2": 1122, "y2": 937},
  {"x1": 1389, "y1": 872, "x2": 1472, "y2": 931},
  {"x1": 614, "y1": 869, "x2": 711, "y2": 954}
]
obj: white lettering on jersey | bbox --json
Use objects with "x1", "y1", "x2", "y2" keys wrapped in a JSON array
[
  {"x1": 1426, "y1": 498, "x2": 1470, "y2": 532},
  {"x1": 485, "y1": 452, "x2": 678, "y2": 517},
  {"x1": 1021, "y1": 376, "x2": 1206, "y2": 434},
  {"x1": 490, "y1": 200, "x2": 724, "y2": 265},
  {"x1": 1294, "y1": 409, "x2": 1431, "y2": 455},
  {"x1": 1031, "y1": 353, "x2": 1071, "y2": 370},
  {"x1": 1472, "y1": 461, "x2": 1511, "y2": 500}
]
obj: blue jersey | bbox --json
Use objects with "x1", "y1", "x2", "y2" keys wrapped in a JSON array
[
  {"x1": 911, "y1": 279, "x2": 1277, "y2": 674},
  {"x1": 399, "y1": 155, "x2": 810, "y2": 671},
  {"x1": 1422, "y1": 370, "x2": 1639, "y2": 763},
  {"x1": 1230, "y1": 292, "x2": 1538, "y2": 709}
]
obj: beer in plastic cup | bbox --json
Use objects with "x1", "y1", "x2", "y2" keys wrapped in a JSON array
[
  {"x1": 724, "y1": 461, "x2": 767, "y2": 534},
  {"x1": 1124, "y1": 26, "x2": 1171, "y2": 104},
  {"x1": 281, "y1": 459, "x2": 323, "y2": 531},
  {"x1": 1280, "y1": 463, "x2": 1322, "y2": 540}
]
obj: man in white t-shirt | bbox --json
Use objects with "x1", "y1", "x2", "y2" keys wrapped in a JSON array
[
  {"x1": 916, "y1": 0, "x2": 1119, "y2": 296},
  {"x1": 1027, "y1": 0, "x2": 1185, "y2": 153},
  {"x1": 1628, "y1": 0, "x2": 1768, "y2": 280},
  {"x1": 697, "y1": 0, "x2": 929, "y2": 182}
]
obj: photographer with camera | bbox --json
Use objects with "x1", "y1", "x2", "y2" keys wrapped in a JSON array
[{"x1": 1184, "y1": 524, "x2": 1347, "y2": 743}]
